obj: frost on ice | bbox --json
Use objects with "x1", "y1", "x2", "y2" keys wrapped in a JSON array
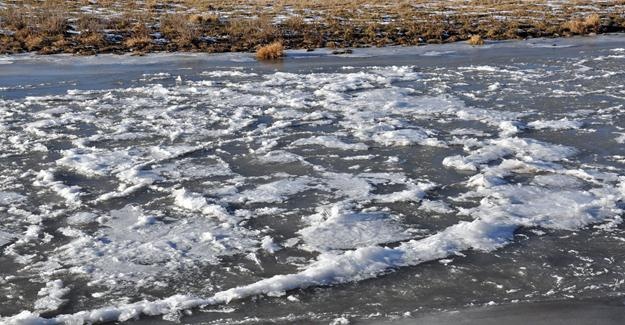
[
  {"x1": 34, "y1": 280, "x2": 70, "y2": 313},
  {"x1": 1, "y1": 46, "x2": 625, "y2": 324}
]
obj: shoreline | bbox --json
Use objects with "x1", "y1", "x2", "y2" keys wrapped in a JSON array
[
  {"x1": 2, "y1": 28, "x2": 624, "y2": 57},
  {"x1": 1, "y1": 1, "x2": 624, "y2": 56},
  {"x1": 1, "y1": 33, "x2": 624, "y2": 63}
]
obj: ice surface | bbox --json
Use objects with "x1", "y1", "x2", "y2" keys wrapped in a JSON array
[
  {"x1": 291, "y1": 136, "x2": 368, "y2": 151},
  {"x1": 299, "y1": 204, "x2": 410, "y2": 251},
  {"x1": 0, "y1": 230, "x2": 15, "y2": 247},
  {"x1": 442, "y1": 137, "x2": 576, "y2": 171},
  {"x1": 34, "y1": 280, "x2": 69, "y2": 312},
  {"x1": 2, "y1": 37, "x2": 625, "y2": 324},
  {"x1": 48, "y1": 205, "x2": 261, "y2": 289},
  {"x1": 527, "y1": 119, "x2": 584, "y2": 130},
  {"x1": 0, "y1": 192, "x2": 25, "y2": 205}
]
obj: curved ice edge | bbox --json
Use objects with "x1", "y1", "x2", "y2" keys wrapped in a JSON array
[{"x1": 0, "y1": 218, "x2": 578, "y2": 325}]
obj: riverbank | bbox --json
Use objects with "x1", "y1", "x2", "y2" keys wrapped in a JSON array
[{"x1": 1, "y1": 0, "x2": 625, "y2": 55}]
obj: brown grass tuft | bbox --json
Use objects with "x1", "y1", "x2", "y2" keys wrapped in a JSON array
[
  {"x1": 52, "y1": 38, "x2": 72, "y2": 49},
  {"x1": 563, "y1": 13, "x2": 602, "y2": 34},
  {"x1": 80, "y1": 33, "x2": 106, "y2": 47},
  {"x1": 160, "y1": 14, "x2": 199, "y2": 48},
  {"x1": 24, "y1": 35, "x2": 45, "y2": 51},
  {"x1": 188, "y1": 13, "x2": 219, "y2": 25},
  {"x1": 468, "y1": 34, "x2": 484, "y2": 45},
  {"x1": 584, "y1": 13, "x2": 601, "y2": 29},
  {"x1": 256, "y1": 41, "x2": 284, "y2": 60},
  {"x1": 124, "y1": 35, "x2": 153, "y2": 48},
  {"x1": 39, "y1": 13, "x2": 67, "y2": 36},
  {"x1": 124, "y1": 23, "x2": 153, "y2": 49},
  {"x1": 563, "y1": 19, "x2": 586, "y2": 34}
]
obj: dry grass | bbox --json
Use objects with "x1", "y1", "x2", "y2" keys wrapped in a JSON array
[
  {"x1": 160, "y1": 14, "x2": 200, "y2": 48},
  {"x1": 80, "y1": 33, "x2": 106, "y2": 47},
  {"x1": 120, "y1": 21, "x2": 152, "y2": 50},
  {"x1": 124, "y1": 36, "x2": 153, "y2": 49},
  {"x1": 584, "y1": 13, "x2": 602, "y2": 29},
  {"x1": 256, "y1": 41, "x2": 284, "y2": 60},
  {"x1": 24, "y1": 35, "x2": 44, "y2": 51},
  {"x1": 563, "y1": 13, "x2": 603, "y2": 34},
  {"x1": 188, "y1": 13, "x2": 220, "y2": 25},
  {"x1": 0, "y1": 0, "x2": 624, "y2": 54},
  {"x1": 468, "y1": 35, "x2": 485, "y2": 46},
  {"x1": 563, "y1": 20, "x2": 586, "y2": 34}
]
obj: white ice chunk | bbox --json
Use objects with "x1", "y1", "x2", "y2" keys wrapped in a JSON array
[
  {"x1": 231, "y1": 177, "x2": 314, "y2": 204},
  {"x1": 34, "y1": 280, "x2": 70, "y2": 312},
  {"x1": 300, "y1": 204, "x2": 409, "y2": 251},
  {"x1": 33, "y1": 169, "x2": 82, "y2": 206},
  {"x1": 261, "y1": 236, "x2": 281, "y2": 254},
  {"x1": 291, "y1": 136, "x2": 368, "y2": 151},
  {"x1": 443, "y1": 137, "x2": 576, "y2": 171},
  {"x1": 0, "y1": 191, "x2": 25, "y2": 205},
  {"x1": 0, "y1": 230, "x2": 15, "y2": 247},
  {"x1": 528, "y1": 118, "x2": 584, "y2": 130}
]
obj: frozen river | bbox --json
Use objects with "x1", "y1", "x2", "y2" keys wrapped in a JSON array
[{"x1": 1, "y1": 35, "x2": 625, "y2": 324}]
